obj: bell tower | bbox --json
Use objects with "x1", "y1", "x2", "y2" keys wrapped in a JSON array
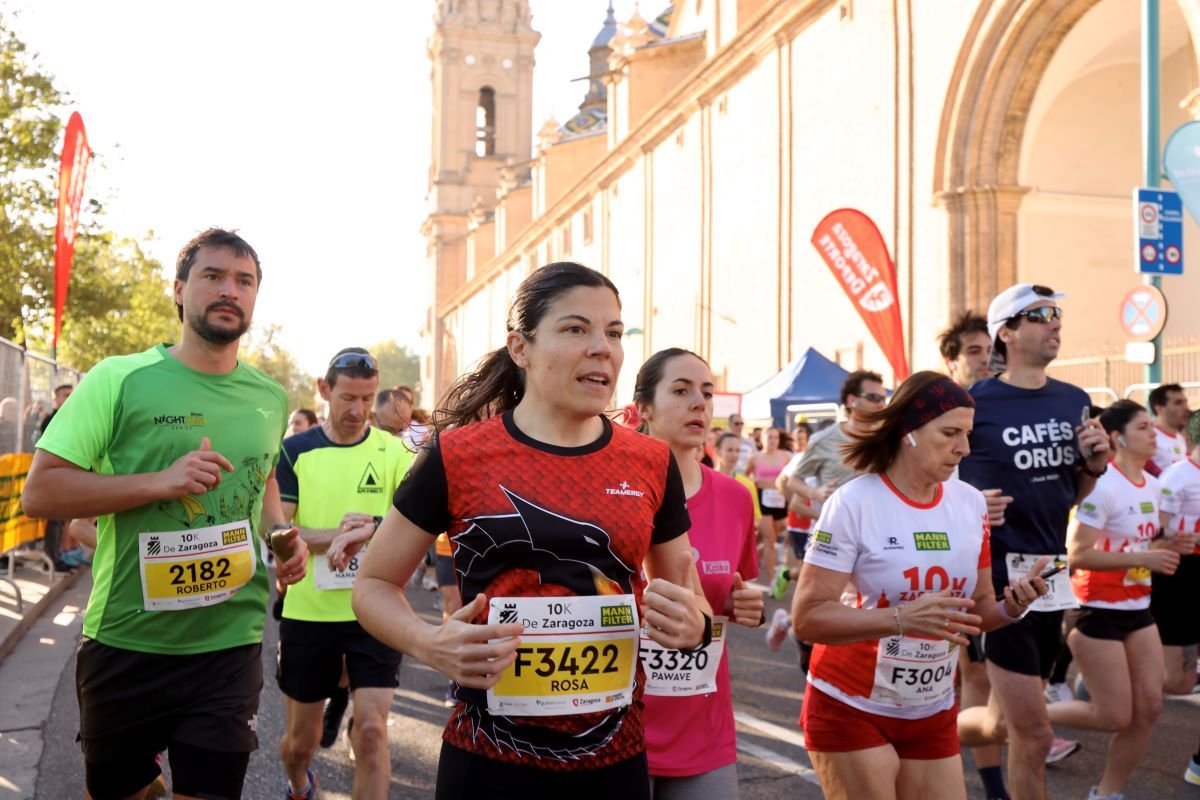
[{"x1": 423, "y1": 0, "x2": 539, "y2": 401}]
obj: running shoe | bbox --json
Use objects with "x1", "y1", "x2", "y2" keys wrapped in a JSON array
[
  {"x1": 771, "y1": 567, "x2": 792, "y2": 601},
  {"x1": 285, "y1": 769, "x2": 317, "y2": 800},
  {"x1": 421, "y1": 573, "x2": 438, "y2": 591},
  {"x1": 60, "y1": 550, "x2": 81, "y2": 568},
  {"x1": 444, "y1": 681, "x2": 457, "y2": 708},
  {"x1": 320, "y1": 688, "x2": 349, "y2": 748},
  {"x1": 1045, "y1": 736, "x2": 1081, "y2": 765},
  {"x1": 766, "y1": 608, "x2": 790, "y2": 652},
  {"x1": 1043, "y1": 681, "x2": 1073, "y2": 705},
  {"x1": 1086, "y1": 787, "x2": 1125, "y2": 800},
  {"x1": 1185, "y1": 757, "x2": 1200, "y2": 785}
]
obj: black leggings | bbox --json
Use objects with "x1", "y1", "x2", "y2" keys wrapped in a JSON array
[{"x1": 435, "y1": 742, "x2": 651, "y2": 800}]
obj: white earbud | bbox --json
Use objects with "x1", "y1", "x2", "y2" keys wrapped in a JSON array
[
  {"x1": 906, "y1": 432, "x2": 917, "y2": 448},
  {"x1": 1117, "y1": 434, "x2": 1128, "y2": 448}
]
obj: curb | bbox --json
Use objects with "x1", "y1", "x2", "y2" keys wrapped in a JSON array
[{"x1": 0, "y1": 568, "x2": 83, "y2": 666}]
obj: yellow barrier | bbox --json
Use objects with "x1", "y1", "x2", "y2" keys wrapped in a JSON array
[{"x1": 0, "y1": 453, "x2": 45, "y2": 554}]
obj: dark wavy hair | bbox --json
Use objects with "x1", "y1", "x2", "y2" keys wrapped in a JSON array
[
  {"x1": 433, "y1": 262, "x2": 620, "y2": 432},
  {"x1": 841, "y1": 371, "x2": 952, "y2": 474}
]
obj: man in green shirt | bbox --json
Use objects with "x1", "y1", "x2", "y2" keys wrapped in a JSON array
[
  {"x1": 275, "y1": 348, "x2": 414, "y2": 800},
  {"x1": 24, "y1": 228, "x2": 308, "y2": 800}
]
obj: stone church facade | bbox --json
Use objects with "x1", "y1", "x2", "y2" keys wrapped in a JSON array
[{"x1": 423, "y1": 0, "x2": 1200, "y2": 408}]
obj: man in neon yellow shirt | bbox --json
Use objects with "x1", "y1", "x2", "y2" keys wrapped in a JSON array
[
  {"x1": 275, "y1": 348, "x2": 415, "y2": 800},
  {"x1": 23, "y1": 228, "x2": 309, "y2": 800}
]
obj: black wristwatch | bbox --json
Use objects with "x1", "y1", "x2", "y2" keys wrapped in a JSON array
[
  {"x1": 1080, "y1": 463, "x2": 1107, "y2": 479},
  {"x1": 679, "y1": 612, "x2": 713, "y2": 652}
]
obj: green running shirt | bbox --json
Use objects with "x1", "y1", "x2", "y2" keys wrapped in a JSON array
[
  {"x1": 276, "y1": 425, "x2": 414, "y2": 622},
  {"x1": 36, "y1": 344, "x2": 288, "y2": 655}
]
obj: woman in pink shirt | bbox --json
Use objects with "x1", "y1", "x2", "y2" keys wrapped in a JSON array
[{"x1": 634, "y1": 347, "x2": 764, "y2": 798}]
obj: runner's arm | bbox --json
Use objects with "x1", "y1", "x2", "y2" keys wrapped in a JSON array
[
  {"x1": 68, "y1": 517, "x2": 98, "y2": 550},
  {"x1": 1158, "y1": 510, "x2": 1196, "y2": 553},
  {"x1": 353, "y1": 509, "x2": 523, "y2": 688},
  {"x1": 1068, "y1": 516, "x2": 1178, "y2": 572},
  {"x1": 972, "y1": 562, "x2": 1049, "y2": 632},
  {"x1": 23, "y1": 444, "x2": 232, "y2": 519},
  {"x1": 643, "y1": 532, "x2": 712, "y2": 649},
  {"x1": 792, "y1": 562, "x2": 979, "y2": 646},
  {"x1": 278, "y1": 500, "x2": 353, "y2": 554}
]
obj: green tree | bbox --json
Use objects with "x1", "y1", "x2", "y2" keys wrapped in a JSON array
[
  {"x1": 53, "y1": 233, "x2": 179, "y2": 370},
  {"x1": 366, "y1": 339, "x2": 420, "y2": 396},
  {"x1": 0, "y1": 13, "x2": 63, "y2": 341},
  {"x1": 242, "y1": 324, "x2": 316, "y2": 411}
]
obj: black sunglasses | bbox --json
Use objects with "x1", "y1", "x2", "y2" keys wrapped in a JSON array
[
  {"x1": 328, "y1": 352, "x2": 379, "y2": 371},
  {"x1": 857, "y1": 392, "x2": 887, "y2": 403},
  {"x1": 1010, "y1": 306, "x2": 1062, "y2": 325}
]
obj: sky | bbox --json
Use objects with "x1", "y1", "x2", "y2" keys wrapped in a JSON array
[{"x1": 4, "y1": 0, "x2": 646, "y2": 375}]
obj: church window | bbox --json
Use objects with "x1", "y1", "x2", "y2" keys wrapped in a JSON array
[
  {"x1": 582, "y1": 206, "x2": 594, "y2": 245},
  {"x1": 475, "y1": 86, "x2": 496, "y2": 156}
]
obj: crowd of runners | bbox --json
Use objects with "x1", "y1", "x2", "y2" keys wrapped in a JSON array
[{"x1": 17, "y1": 228, "x2": 1200, "y2": 799}]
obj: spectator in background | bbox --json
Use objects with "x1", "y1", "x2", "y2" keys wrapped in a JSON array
[
  {"x1": 727, "y1": 413, "x2": 756, "y2": 472},
  {"x1": 1147, "y1": 383, "x2": 1191, "y2": 475},
  {"x1": 288, "y1": 408, "x2": 319, "y2": 437},
  {"x1": 403, "y1": 407, "x2": 431, "y2": 448},
  {"x1": 38, "y1": 383, "x2": 74, "y2": 437},
  {"x1": 939, "y1": 312, "x2": 994, "y2": 389},
  {"x1": 373, "y1": 388, "x2": 411, "y2": 437}
]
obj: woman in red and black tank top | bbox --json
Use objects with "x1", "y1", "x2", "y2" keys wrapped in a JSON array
[{"x1": 353, "y1": 263, "x2": 710, "y2": 800}]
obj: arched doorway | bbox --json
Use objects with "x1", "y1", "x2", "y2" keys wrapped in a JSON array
[{"x1": 935, "y1": 0, "x2": 1200, "y2": 335}]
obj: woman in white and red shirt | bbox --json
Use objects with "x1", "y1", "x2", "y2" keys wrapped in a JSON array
[
  {"x1": 1048, "y1": 399, "x2": 1181, "y2": 800},
  {"x1": 792, "y1": 372, "x2": 1048, "y2": 800},
  {"x1": 635, "y1": 348, "x2": 763, "y2": 798}
]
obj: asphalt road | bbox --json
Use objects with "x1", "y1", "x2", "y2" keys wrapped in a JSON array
[{"x1": 33, "y1": 583, "x2": 1200, "y2": 798}]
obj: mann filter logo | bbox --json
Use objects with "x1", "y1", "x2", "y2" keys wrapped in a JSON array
[
  {"x1": 1140, "y1": 502, "x2": 1155, "y2": 513},
  {"x1": 154, "y1": 411, "x2": 206, "y2": 429},
  {"x1": 814, "y1": 530, "x2": 833, "y2": 545},
  {"x1": 222, "y1": 526, "x2": 249, "y2": 546},
  {"x1": 358, "y1": 464, "x2": 383, "y2": 494},
  {"x1": 913, "y1": 531, "x2": 950, "y2": 551},
  {"x1": 711, "y1": 622, "x2": 724, "y2": 639},
  {"x1": 146, "y1": 536, "x2": 162, "y2": 556},
  {"x1": 600, "y1": 604, "x2": 634, "y2": 627}
]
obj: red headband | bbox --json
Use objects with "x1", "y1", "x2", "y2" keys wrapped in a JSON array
[{"x1": 899, "y1": 378, "x2": 974, "y2": 437}]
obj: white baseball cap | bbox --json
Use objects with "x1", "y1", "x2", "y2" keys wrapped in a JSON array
[{"x1": 986, "y1": 284, "x2": 1066, "y2": 372}]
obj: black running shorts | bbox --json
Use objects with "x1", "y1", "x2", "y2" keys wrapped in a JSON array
[
  {"x1": 1151, "y1": 554, "x2": 1200, "y2": 646},
  {"x1": 1069, "y1": 606, "x2": 1157, "y2": 642},
  {"x1": 435, "y1": 554, "x2": 456, "y2": 588},
  {"x1": 76, "y1": 638, "x2": 260, "y2": 800},
  {"x1": 276, "y1": 618, "x2": 402, "y2": 703},
  {"x1": 435, "y1": 742, "x2": 651, "y2": 800},
  {"x1": 982, "y1": 609, "x2": 1064, "y2": 679}
]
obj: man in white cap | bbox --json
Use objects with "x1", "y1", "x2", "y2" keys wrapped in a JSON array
[{"x1": 956, "y1": 284, "x2": 1111, "y2": 800}]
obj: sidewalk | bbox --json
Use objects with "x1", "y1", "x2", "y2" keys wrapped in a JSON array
[{"x1": 0, "y1": 565, "x2": 89, "y2": 800}]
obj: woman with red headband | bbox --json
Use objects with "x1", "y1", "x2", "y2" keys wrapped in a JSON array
[{"x1": 792, "y1": 371, "x2": 1050, "y2": 800}]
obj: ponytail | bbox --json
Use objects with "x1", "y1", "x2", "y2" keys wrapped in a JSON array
[{"x1": 432, "y1": 346, "x2": 524, "y2": 433}]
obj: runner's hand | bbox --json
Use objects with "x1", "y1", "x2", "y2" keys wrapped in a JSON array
[
  {"x1": 1002, "y1": 555, "x2": 1050, "y2": 618},
  {"x1": 895, "y1": 590, "x2": 980, "y2": 646},
  {"x1": 1160, "y1": 530, "x2": 1195, "y2": 555},
  {"x1": 326, "y1": 523, "x2": 372, "y2": 571},
  {"x1": 982, "y1": 489, "x2": 1013, "y2": 527},
  {"x1": 815, "y1": 482, "x2": 837, "y2": 502},
  {"x1": 155, "y1": 436, "x2": 234, "y2": 499},
  {"x1": 1140, "y1": 548, "x2": 1180, "y2": 575},
  {"x1": 339, "y1": 512, "x2": 375, "y2": 531},
  {"x1": 730, "y1": 572, "x2": 765, "y2": 627},
  {"x1": 424, "y1": 593, "x2": 523, "y2": 689},
  {"x1": 276, "y1": 531, "x2": 308, "y2": 586},
  {"x1": 643, "y1": 550, "x2": 706, "y2": 649},
  {"x1": 1075, "y1": 420, "x2": 1109, "y2": 470}
]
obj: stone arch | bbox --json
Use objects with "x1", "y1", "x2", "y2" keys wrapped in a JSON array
[{"x1": 933, "y1": 0, "x2": 1200, "y2": 315}]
